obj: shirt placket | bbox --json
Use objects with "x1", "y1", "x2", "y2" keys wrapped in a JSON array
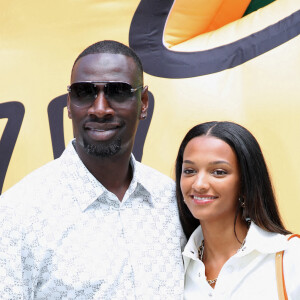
[{"x1": 110, "y1": 192, "x2": 137, "y2": 300}]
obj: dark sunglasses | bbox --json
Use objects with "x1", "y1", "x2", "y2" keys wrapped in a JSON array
[{"x1": 67, "y1": 81, "x2": 143, "y2": 107}]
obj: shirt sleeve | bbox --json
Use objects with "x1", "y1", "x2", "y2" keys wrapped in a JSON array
[
  {"x1": 0, "y1": 199, "x2": 25, "y2": 298},
  {"x1": 283, "y1": 236, "x2": 300, "y2": 299},
  {"x1": 0, "y1": 195, "x2": 34, "y2": 299}
]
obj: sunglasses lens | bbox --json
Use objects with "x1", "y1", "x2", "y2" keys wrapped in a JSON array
[
  {"x1": 68, "y1": 82, "x2": 137, "y2": 107},
  {"x1": 106, "y1": 82, "x2": 133, "y2": 101},
  {"x1": 69, "y1": 83, "x2": 97, "y2": 107}
]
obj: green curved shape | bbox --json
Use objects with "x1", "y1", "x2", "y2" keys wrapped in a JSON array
[{"x1": 244, "y1": 0, "x2": 277, "y2": 16}]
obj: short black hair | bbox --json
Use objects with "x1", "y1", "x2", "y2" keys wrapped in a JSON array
[
  {"x1": 175, "y1": 121, "x2": 290, "y2": 239},
  {"x1": 72, "y1": 40, "x2": 143, "y2": 83}
]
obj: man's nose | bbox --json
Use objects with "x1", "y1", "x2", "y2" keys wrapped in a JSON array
[
  {"x1": 191, "y1": 173, "x2": 210, "y2": 192},
  {"x1": 87, "y1": 90, "x2": 114, "y2": 118}
]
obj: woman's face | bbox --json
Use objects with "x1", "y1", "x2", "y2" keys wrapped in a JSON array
[{"x1": 180, "y1": 135, "x2": 241, "y2": 224}]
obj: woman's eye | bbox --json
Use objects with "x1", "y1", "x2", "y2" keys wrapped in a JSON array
[
  {"x1": 183, "y1": 169, "x2": 196, "y2": 175},
  {"x1": 212, "y1": 169, "x2": 227, "y2": 176}
]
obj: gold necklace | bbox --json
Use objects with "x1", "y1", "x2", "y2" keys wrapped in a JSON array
[
  {"x1": 198, "y1": 238, "x2": 246, "y2": 286},
  {"x1": 198, "y1": 240, "x2": 217, "y2": 286}
]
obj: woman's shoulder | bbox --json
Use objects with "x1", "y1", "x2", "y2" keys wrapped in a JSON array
[
  {"x1": 282, "y1": 234, "x2": 300, "y2": 298},
  {"x1": 285, "y1": 234, "x2": 300, "y2": 256},
  {"x1": 282, "y1": 233, "x2": 300, "y2": 275}
]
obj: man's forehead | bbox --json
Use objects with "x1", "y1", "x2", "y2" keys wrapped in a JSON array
[{"x1": 71, "y1": 53, "x2": 138, "y2": 83}]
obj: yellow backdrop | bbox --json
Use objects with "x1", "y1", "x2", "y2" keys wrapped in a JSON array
[{"x1": 1, "y1": 0, "x2": 300, "y2": 232}]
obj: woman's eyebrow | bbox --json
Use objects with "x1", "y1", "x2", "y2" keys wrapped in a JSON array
[
  {"x1": 208, "y1": 160, "x2": 230, "y2": 166},
  {"x1": 183, "y1": 160, "x2": 230, "y2": 165},
  {"x1": 183, "y1": 160, "x2": 195, "y2": 164}
]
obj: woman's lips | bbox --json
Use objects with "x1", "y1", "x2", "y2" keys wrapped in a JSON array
[{"x1": 191, "y1": 195, "x2": 218, "y2": 204}]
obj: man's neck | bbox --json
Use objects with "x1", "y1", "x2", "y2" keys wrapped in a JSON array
[{"x1": 75, "y1": 142, "x2": 133, "y2": 201}]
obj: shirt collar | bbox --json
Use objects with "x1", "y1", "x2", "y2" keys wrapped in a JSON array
[
  {"x1": 59, "y1": 140, "x2": 106, "y2": 211},
  {"x1": 182, "y1": 221, "x2": 289, "y2": 269},
  {"x1": 130, "y1": 157, "x2": 154, "y2": 196},
  {"x1": 238, "y1": 221, "x2": 289, "y2": 256},
  {"x1": 60, "y1": 140, "x2": 151, "y2": 211},
  {"x1": 182, "y1": 224, "x2": 203, "y2": 260},
  {"x1": 182, "y1": 225, "x2": 202, "y2": 271}
]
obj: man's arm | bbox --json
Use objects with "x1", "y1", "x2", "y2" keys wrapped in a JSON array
[{"x1": 0, "y1": 197, "x2": 28, "y2": 299}]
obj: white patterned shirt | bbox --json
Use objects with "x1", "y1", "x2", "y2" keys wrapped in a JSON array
[
  {"x1": 183, "y1": 222, "x2": 300, "y2": 300},
  {"x1": 0, "y1": 141, "x2": 186, "y2": 300}
]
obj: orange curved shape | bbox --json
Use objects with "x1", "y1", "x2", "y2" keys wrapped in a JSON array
[{"x1": 164, "y1": 0, "x2": 251, "y2": 47}]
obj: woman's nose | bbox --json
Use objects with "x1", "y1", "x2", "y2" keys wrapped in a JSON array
[{"x1": 191, "y1": 173, "x2": 210, "y2": 192}]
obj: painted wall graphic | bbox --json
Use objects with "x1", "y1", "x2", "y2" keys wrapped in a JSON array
[{"x1": 0, "y1": 0, "x2": 300, "y2": 232}]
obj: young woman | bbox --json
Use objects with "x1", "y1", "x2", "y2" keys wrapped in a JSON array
[{"x1": 175, "y1": 121, "x2": 300, "y2": 299}]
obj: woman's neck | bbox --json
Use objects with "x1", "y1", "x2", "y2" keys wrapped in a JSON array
[
  {"x1": 199, "y1": 216, "x2": 249, "y2": 287},
  {"x1": 201, "y1": 216, "x2": 249, "y2": 261}
]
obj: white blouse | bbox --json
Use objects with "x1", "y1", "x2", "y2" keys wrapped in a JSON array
[{"x1": 183, "y1": 222, "x2": 300, "y2": 300}]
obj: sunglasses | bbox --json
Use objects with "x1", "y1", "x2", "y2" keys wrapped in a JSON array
[{"x1": 67, "y1": 81, "x2": 143, "y2": 107}]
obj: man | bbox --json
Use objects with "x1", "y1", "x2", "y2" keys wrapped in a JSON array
[{"x1": 0, "y1": 41, "x2": 185, "y2": 299}]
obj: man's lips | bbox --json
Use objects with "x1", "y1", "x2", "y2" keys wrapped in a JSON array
[
  {"x1": 83, "y1": 121, "x2": 123, "y2": 141},
  {"x1": 84, "y1": 122, "x2": 121, "y2": 131}
]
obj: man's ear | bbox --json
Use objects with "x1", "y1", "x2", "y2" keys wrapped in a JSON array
[
  {"x1": 67, "y1": 95, "x2": 72, "y2": 119},
  {"x1": 139, "y1": 86, "x2": 149, "y2": 120}
]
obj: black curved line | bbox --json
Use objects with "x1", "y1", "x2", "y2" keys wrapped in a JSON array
[
  {"x1": 47, "y1": 94, "x2": 68, "y2": 159},
  {"x1": 0, "y1": 101, "x2": 25, "y2": 195},
  {"x1": 129, "y1": 0, "x2": 300, "y2": 78},
  {"x1": 133, "y1": 91, "x2": 154, "y2": 161}
]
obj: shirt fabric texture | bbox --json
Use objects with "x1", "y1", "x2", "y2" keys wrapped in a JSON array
[
  {"x1": 183, "y1": 222, "x2": 300, "y2": 300},
  {"x1": 0, "y1": 141, "x2": 186, "y2": 300}
]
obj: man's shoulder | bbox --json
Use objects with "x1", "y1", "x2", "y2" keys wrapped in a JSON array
[
  {"x1": 1, "y1": 143, "x2": 77, "y2": 202},
  {"x1": 135, "y1": 161, "x2": 176, "y2": 193},
  {"x1": 1, "y1": 157, "x2": 62, "y2": 205},
  {"x1": 137, "y1": 161, "x2": 174, "y2": 182}
]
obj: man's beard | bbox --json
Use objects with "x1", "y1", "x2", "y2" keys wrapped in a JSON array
[{"x1": 83, "y1": 137, "x2": 121, "y2": 158}]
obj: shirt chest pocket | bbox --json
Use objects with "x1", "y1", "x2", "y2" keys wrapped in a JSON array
[{"x1": 44, "y1": 221, "x2": 131, "y2": 287}]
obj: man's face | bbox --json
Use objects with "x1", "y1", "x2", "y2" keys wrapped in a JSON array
[{"x1": 67, "y1": 53, "x2": 148, "y2": 158}]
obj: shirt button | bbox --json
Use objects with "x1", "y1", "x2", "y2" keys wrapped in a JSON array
[{"x1": 208, "y1": 292, "x2": 213, "y2": 297}]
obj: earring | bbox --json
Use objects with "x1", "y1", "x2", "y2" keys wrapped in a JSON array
[
  {"x1": 140, "y1": 113, "x2": 147, "y2": 120},
  {"x1": 239, "y1": 197, "x2": 246, "y2": 208},
  {"x1": 239, "y1": 196, "x2": 250, "y2": 224}
]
